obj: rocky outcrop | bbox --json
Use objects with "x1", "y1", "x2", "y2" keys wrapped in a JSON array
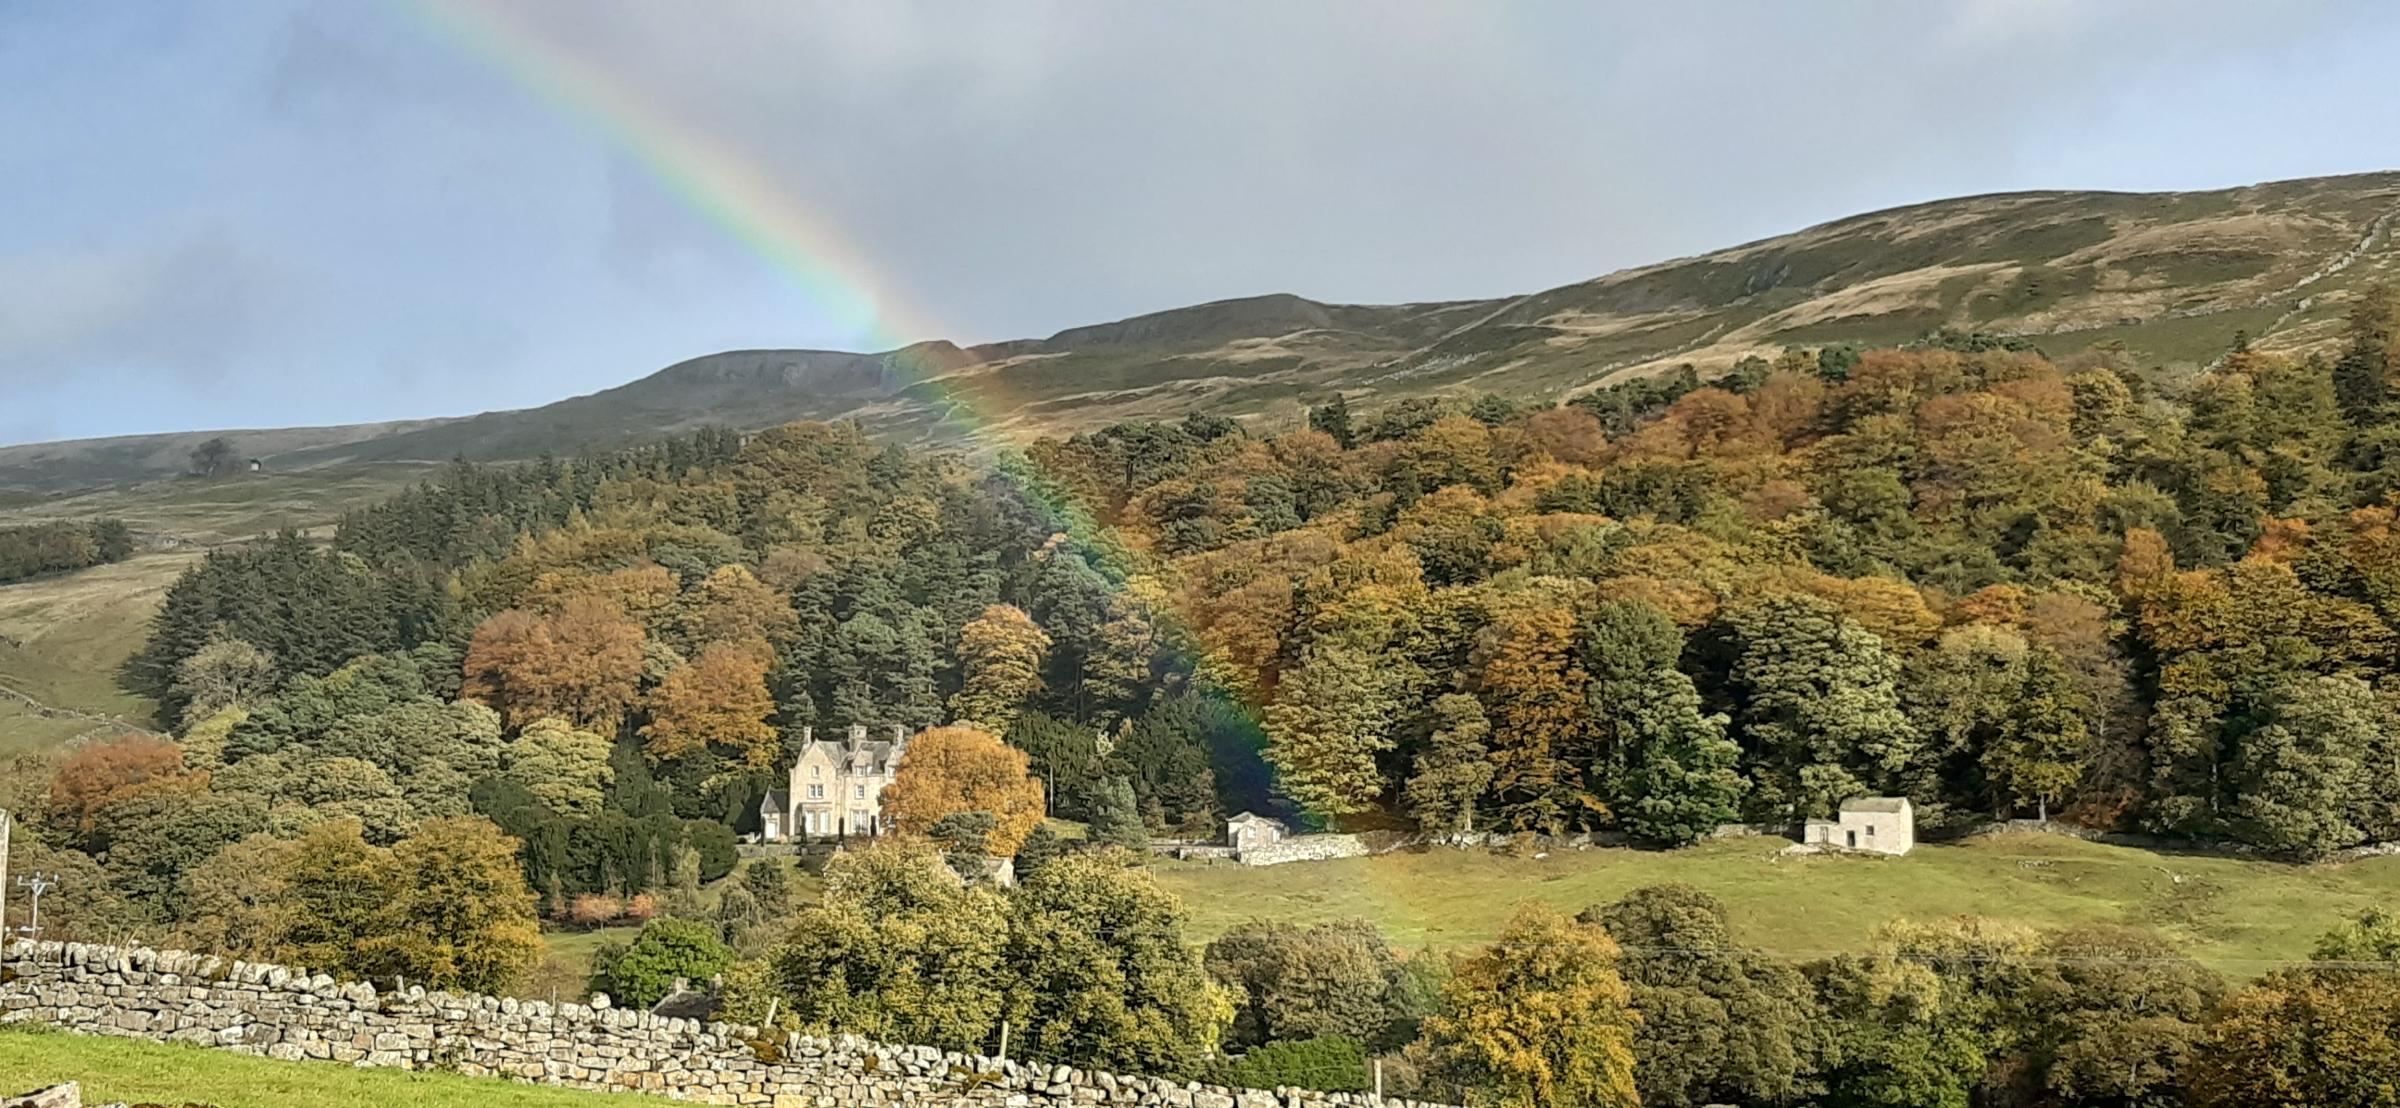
[{"x1": 0, "y1": 940, "x2": 1450, "y2": 1108}]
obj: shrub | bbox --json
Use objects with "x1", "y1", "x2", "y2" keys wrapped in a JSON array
[
  {"x1": 566, "y1": 894, "x2": 623, "y2": 927},
  {"x1": 588, "y1": 917, "x2": 736, "y2": 1008},
  {"x1": 1207, "y1": 1036, "x2": 1370, "y2": 1093}
]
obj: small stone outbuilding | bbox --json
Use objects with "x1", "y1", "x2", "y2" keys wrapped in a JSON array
[
  {"x1": 1801, "y1": 796, "x2": 1914, "y2": 856},
  {"x1": 1225, "y1": 811, "x2": 1287, "y2": 854}
]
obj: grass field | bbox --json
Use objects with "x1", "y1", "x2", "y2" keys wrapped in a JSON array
[
  {"x1": 0, "y1": 1026, "x2": 635, "y2": 1108},
  {"x1": 0, "y1": 551, "x2": 195, "y2": 725},
  {"x1": 1151, "y1": 831, "x2": 2400, "y2": 975}
]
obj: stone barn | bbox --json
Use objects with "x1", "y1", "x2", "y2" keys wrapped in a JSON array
[
  {"x1": 1225, "y1": 811, "x2": 1287, "y2": 854},
  {"x1": 1801, "y1": 796, "x2": 1914, "y2": 856}
]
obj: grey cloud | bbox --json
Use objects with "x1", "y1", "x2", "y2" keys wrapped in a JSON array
[
  {"x1": 474, "y1": 0, "x2": 2389, "y2": 346},
  {"x1": 0, "y1": 233, "x2": 278, "y2": 387}
]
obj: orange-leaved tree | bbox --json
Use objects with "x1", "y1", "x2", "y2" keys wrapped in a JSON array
[
  {"x1": 461, "y1": 596, "x2": 646, "y2": 733},
  {"x1": 50, "y1": 735, "x2": 196, "y2": 834},
  {"x1": 878, "y1": 725, "x2": 1046, "y2": 856},
  {"x1": 640, "y1": 643, "x2": 779, "y2": 767}
]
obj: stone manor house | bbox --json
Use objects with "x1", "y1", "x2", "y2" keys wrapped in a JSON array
[{"x1": 757, "y1": 724, "x2": 908, "y2": 840}]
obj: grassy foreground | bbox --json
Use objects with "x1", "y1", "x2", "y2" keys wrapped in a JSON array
[
  {"x1": 1152, "y1": 831, "x2": 2400, "y2": 974},
  {"x1": 0, "y1": 1026, "x2": 629, "y2": 1108}
]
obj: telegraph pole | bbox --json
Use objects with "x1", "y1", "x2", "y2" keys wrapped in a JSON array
[{"x1": 14, "y1": 871, "x2": 55, "y2": 942}]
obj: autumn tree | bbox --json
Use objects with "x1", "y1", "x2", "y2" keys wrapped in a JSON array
[
  {"x1": 1473, "y1": 594, "x2": 1594, "y2": 833},
  {"x1": 462, "y1": 597, "x2": 646, "y2": 733},
  {"x1": 640, "y1": 644, "x2": 779, "y2": 768},
  {"x1": 2191, "y1": 969, "x2": 2400, "y2": 1107},
  {"x1": 950, "y1": 603, "x2": 1051, "y2": 733},
  {"x1": 878, "y1": 725, "x2": 1047, "y2": 856},
  {"x1": 679, "y1": 563, "x2": 799, "y2": 655},
  {"x1": 1414, "y1": 902, "x2": 1641, "y2": 1108},
  {"x1": 50, "y1": 735, "x2": 193, "y2": 835},
  {"x1": 374, "y1": 815, "x2": 544, "y2": 992}
]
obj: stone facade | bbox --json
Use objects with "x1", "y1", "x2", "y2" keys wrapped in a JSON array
[
  {"x1": 0, "y1": 940, "x2": 1452, "y2": 1108},
  {"x1": 759, "y1": 725, "x2": 904, "y2": 841},
  {"x1": 1800, "y1": 797, "x2": 1914, "y2": 856}
]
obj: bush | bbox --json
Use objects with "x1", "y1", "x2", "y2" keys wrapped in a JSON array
[
  {"x1": 1207, "y1": 1036, "x2": 1370, "y2": 1093},
  {"x1": 566, "y1": 894, "x2": 623, "y2": 927},
  {"x1": 588, "y1": 917, "x2": 736, "y2": 1008}
]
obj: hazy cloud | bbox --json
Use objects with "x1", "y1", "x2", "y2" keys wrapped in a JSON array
[{"x1": 3, "y1": 0, "x2": 2397, "y2": 443}]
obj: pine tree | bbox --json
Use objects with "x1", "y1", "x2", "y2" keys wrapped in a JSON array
[
  {"x1": 1087, "y1": 775, "x2": 1148, "y2": 848},
  {"x1": 1987, "y1": 646, "x2": 2090, "y2": 821}
]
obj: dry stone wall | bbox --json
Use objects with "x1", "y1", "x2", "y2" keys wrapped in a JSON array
[{"x1": 0, "y1": 940, "x2": 1451, "y2": 1108}]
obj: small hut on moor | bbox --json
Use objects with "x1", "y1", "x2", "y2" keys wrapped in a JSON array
[{"x1": 1801, "y1": 796, "x2": 1914, "y2": 855}]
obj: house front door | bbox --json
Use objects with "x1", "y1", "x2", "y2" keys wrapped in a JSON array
[{"x1": 1846, "y1": 830, "x2": 1857, "y2": 848}]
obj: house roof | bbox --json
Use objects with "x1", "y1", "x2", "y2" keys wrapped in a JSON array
[
  {"x1": 801, "y1": 739, "x2": 902, "y2": 775},
  {"x1": 1841, "y1": 797, "x2": 1910, "y2": 814},
  {"x1": 1226, "y1": 811, "x2": 1284, "y2": 829},
  {"x1": 760, "y1": 789, "x2": 789, "y2": 814}
]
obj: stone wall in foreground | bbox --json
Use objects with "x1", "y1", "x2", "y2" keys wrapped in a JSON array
[{"x1": 0, "y1": 940, "x2": 1451, "y2": 1108}]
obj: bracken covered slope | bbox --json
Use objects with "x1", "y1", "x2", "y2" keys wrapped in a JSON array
[{"x1": 5, "y1": 171, "x2": 2397, "y2": 490}]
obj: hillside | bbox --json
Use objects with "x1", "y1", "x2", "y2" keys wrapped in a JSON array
[{"x1": 3, "y1": 171, "x2": 2396, "y2": 491}]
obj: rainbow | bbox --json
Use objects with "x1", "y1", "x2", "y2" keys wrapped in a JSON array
[{"x1": 391, "y1": 1, "x2": 1299, "y2": 816}]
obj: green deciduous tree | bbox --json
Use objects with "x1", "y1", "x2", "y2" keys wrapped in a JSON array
[
  {"x1": 1204, "y1": 918, "x2": 1408, "y2": 1050},
  {"x1": 767, "y1": 840, "x2": 1010, "y2": 1052},
  {"x1": 1003, "y1": 850, "x2": 1233, "y2": 1077},
  {"x1": 1725, "y1": 594, "x2": 1917, "y2": 820},
  {"x1": 1583, "y1": 600, "x2": 1745, "y2": 845},
  {"x1": 1988, "y1": 645, "x2": 2091, "y2": 821},
  {"x1": 1585, "y1": 884, "x2": 1822, "y2": 1107},
  {"x1": 1403, "y1": 693, "x2": 1494, "y2": 837},
  {"x1": 502, "y1": 717, "x2": 615, "y2": 817},
  {"x1": 589, "y1": 917, "x2": 736, "y2": 1007}
]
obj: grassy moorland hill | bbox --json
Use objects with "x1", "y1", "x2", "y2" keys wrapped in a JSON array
[{"x1": 4, "y1": 171, "x2": 2395, "y2": 491}]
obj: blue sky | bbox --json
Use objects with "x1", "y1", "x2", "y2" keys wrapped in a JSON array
[{"x1": 5, "y1": 0, "x2": 2399, "y2": 445}]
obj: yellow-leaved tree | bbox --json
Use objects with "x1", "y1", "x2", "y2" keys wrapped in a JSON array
[
  {"x1": 949, "y1": 603, "x2": 1050, "y2": 733},
  {"x1": 1414, "y1": 902, "x2": 1641, "y2": 1108}
]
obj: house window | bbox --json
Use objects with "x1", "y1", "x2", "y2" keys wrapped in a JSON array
[
  {"x1": 811, "y1": 766, "x2": 821, "y2": 779},
  {"x1": 854, "y1": 784, "x2": 866, "y2": 800},
  {"x1": 1866, "y1": 824, "x2": 1876, "y2": 841},
  {"x1": 808, "y1": 784, "x2": 825, "y2": 800}
]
